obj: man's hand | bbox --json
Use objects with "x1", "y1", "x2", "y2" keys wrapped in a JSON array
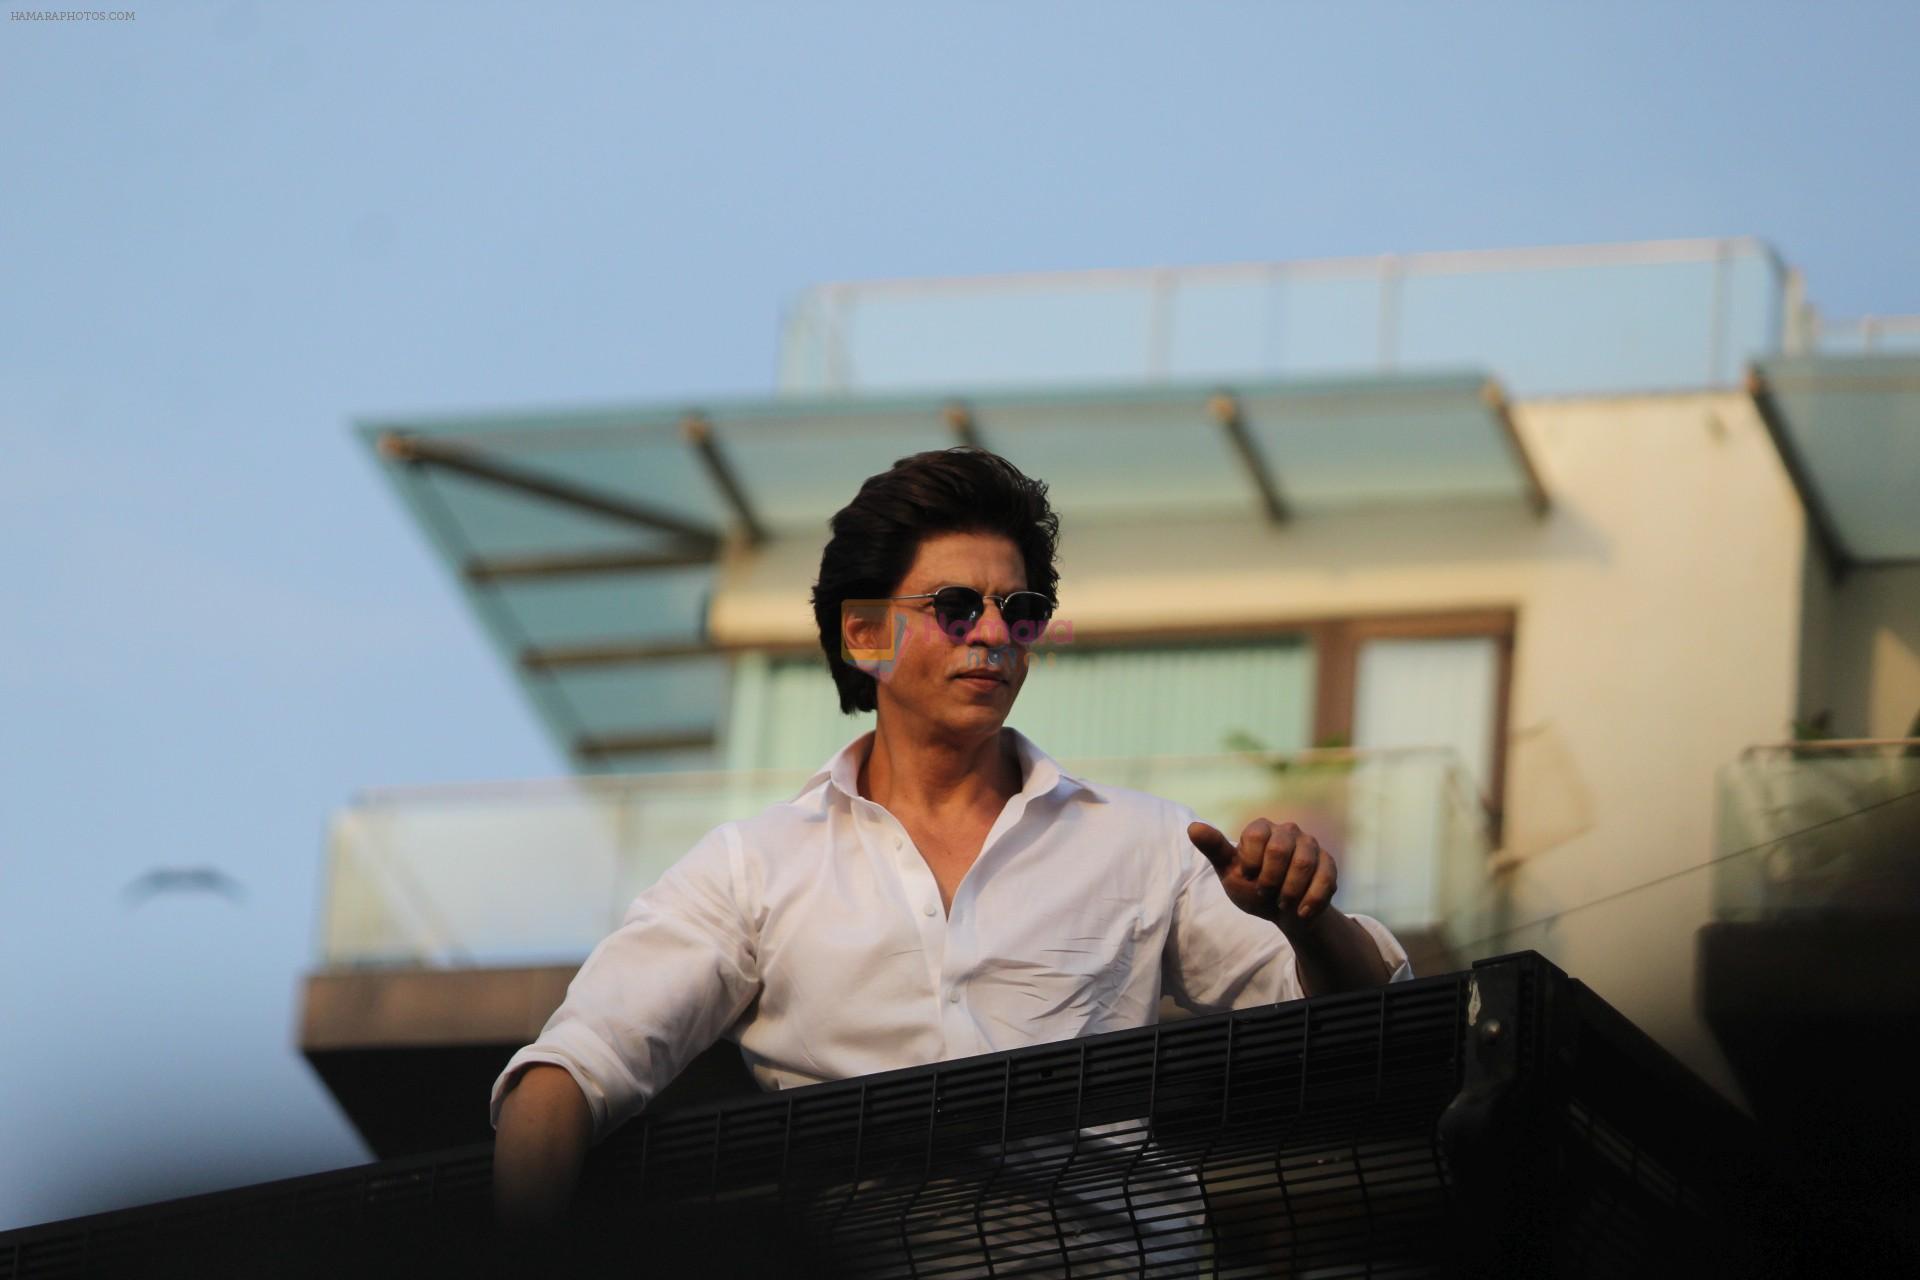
[
  {"x1": 1187, "y1": 817, "x2": 1392, "y2": 995},
  {"x1": 1187, "y1": 818, "x2": 1335, "y2": 936}
]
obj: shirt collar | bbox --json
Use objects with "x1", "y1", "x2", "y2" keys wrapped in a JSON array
[{"x1": 790, "y1": 724, "x2": 1105, "y2": 815}]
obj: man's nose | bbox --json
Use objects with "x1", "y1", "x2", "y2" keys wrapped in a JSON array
[{"x1": 964, "y1": 599, "x2": 1011, "y2": 646}]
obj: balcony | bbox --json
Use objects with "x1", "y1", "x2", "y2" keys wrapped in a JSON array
[
  {"x1": 1711, "y1": 740, "x2": 1920, "y2": 922},
  {"x1": 1700, "y1": 741, "x2": 1920, "y2": 1240},
  {"x1": 300, "y1": 746, "x2": 1496, "y2": 1155}
]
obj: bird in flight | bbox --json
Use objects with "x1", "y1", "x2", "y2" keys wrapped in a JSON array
[{"x1": 122, "y1": 867, "x2": 248, "y2": 907}]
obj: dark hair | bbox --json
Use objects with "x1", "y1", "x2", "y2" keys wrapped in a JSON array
[{"x1": 810, "y1": 447, "x2": 1061, "y2": 714}]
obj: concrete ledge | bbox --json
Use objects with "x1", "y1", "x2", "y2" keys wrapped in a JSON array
[{"x1": 299, "y1": 965, "x2": 579, "y2": 1051}]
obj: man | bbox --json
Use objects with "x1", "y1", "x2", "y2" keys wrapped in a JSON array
[{"x1": 491, "y1": 447, "x2": 1411, "y2": 1231}]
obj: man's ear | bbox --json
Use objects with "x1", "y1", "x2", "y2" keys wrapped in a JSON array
[{"x1": 841, "y1": 600, "x2": 895, "y2": 673}]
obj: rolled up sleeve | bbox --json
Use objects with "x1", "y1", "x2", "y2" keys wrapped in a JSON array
[
  {"x1": 1348, "y1": 910, "x2": 1415, "y2": 984},
  {"x1": 488, "y1": 821, "x2": 761, "y2": 1144}
]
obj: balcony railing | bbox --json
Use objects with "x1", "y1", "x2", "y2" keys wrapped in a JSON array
[
  {"x1": 1712, "y1": 739, "x2": 1920, "y2": 923},
  {"x1": 779, "y1": 237, "x2": 1788, "y2": 398},
  {"x1": 1806, "y1": 313, "x2": 1920, "y2": 355},
  {"x1": 317, "y1": 747, "x2": 1495, "y2": 969},
  {"x1": 1411, "y1": 740, "x2": 1920, "y2": 978}
]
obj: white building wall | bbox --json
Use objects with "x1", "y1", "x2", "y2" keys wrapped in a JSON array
[{"x1": 710, "y1": 390, "x2": 1821, "y2": 1101}]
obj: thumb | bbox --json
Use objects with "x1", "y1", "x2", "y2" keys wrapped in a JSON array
[{"x1": 1187, "y1": 820, "x2": 1234, "y2": 870}]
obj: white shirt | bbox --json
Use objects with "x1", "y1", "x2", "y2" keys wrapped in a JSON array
[{"x1": 490, "y1": 726, "x2": 1413, "y2": 1143}]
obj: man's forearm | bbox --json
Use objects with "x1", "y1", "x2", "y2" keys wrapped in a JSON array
[
  {"x1": 1286, "y1": 905, "x2": 1393, "y2": 997},
  {"x1": 493, "y1": 1064, "x2": 594, "y2": 1231}
]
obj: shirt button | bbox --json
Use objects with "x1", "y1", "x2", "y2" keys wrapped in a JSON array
[
  {"x1": 923, "y1": 904, "x2": 936, "y2": 917},
  {"x1": 948, "y1": 989, "x2": 961, "y2": 1004}
]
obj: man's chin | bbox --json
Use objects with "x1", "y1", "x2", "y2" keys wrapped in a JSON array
[
  {"x1": 934, "y1": 694, "x2": 1014, "y2": 732},
  {"x1": 876, "y1": 679, "x2": 1017, "y2": 726}
]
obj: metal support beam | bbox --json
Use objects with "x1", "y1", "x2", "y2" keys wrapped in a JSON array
[
  {"x1": 378, "y1": 432, "x2": 722, "y2": 549},
  {"x1": 681, "y1": 412, "x2": 769, "y2": 547},
  {"x1": 943, "y1": 400, "x2": 983, "y2": 450},
  {"x1": 1479, "y1": 380, "x2": 1551, "y2": 518},
  {"x1": 464, "y1": 543, "x2": 716, "y2": 584},
  {"x1": 573, "y1": 729, "x2": 718, "y2": 761},
  {"x1": 1748, "y1": 367, "x2": 1851, "y2": 581},
  {"x1": 521, "y1": 639, "x2": 719, "y2": 672},
  {"x1": 1207, "y1": 391, "x2": 1290, "y2": 525}
]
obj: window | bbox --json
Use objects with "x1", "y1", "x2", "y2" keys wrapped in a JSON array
[
  {"x1": 724, "y1": 611, "x2": 1513, "y2": 833},
  {"x1": 1313, "y1": 612, "x2": 1516, "y2": 841},
  {"x1": 726, "y1": 638, "x2": 1315, "y2": 773}
]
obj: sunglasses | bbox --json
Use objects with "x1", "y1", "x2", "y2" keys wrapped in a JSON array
[{"x1": 886, "y1": 587, "x2": 1056, "y2": 636}]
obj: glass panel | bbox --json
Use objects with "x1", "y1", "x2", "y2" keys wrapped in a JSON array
[
  {"x1": 1270, "y1": 272, "x2": 1387, "y2": 375},
  {"x1": 1713, "y1": 745, "x2": 1920, "y2": 923},
  {"x1": 493, "y1": 568, "x2": 711, "y2": 648},
  {"x1": 839, "y1": 281, "x2": 1159, "y2": 390},
  {"x1": 1755, "y1": 354, "x2": 1920, "y2": 561},
  {"x1": 1411, "y1": 742, "x2": 1920, "y2": 1107},
  {"x1": 318, "y1": 746, "x2": 1491, "y2": 966},
  {"x1": 1414, "y1": 745, "x2": 1920, "y2": 988},
  {"x1": 777, "y1": 289, "x2": 841, "y2": 389},
  {"x1": 1165, "y1": 276, "x2": 1272, "y2": 378},
  {"x1": 1397, "y1": 259, "x2": 1727, "y2": 394},
  {"x1": 779, "y1": 242, "x2": 1786, "y2": 398},
  {"x1": 1237, "y1": 380, "x2": 1522, "y2": 510},
  {"x1": 976, "y1": 394, "x2": 1247, "y2": 523},
  {"x1": 1814, "y1": 319, "x2": 1920, "y2": 355},
  {"x1": 321, "y1": 772, "x2": 806, "y2": 966},
  {"x1": 716, "y1": 414, "x2": 954, "y2": 530},
  {"x1": 1098, "y1": 748, "x2": 1486, "y2": 933},
  {"x1": 414, "y1": 435, "x2": 728, "y2": 549},
  {"x1": 1721, "y1": 251, "x2": 1783, "y2": 385},
  {"x1": 547, "y1": 655, "x2": 730, "y2": 738},
  {"x1": 409, "y1": 466, "x2": 677, "y2": 557}
]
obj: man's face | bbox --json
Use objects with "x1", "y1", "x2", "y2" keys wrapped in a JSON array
[{"x1": 842, "y1": 530, "x2": 1036, "y2": 736}]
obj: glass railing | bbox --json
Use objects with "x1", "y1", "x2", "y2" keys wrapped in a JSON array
[
  {"x1": 316, "y1": 747, "x2": 1496, "y2": 969},
  {"x1": 1428, "y1": 740, "x2": 1920, "y2": 980},
  {"x1": 1092, "y1": 746, "x2": 1497, "y2": 953},
  {"x1": 1808, "y1": 315, "x2": 1920, "y2": 356},
  {"x1": 1395, "y1": 740, "x2": 1920, "y2": 1108},
  {"x1": 1712, "y1": 741, "x2": 1920, "y2": 923},
  {"x1": 779, "y1": 238, "x2": 1786, "y2": 399}
]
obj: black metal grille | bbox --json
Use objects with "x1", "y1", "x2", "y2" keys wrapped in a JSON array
[
  {"x1": 592, "y1": 974, "x2": 1463, "y2": 1277},
  {"x1": 0, "y1": 953, "x2": 1781, "y2": 1278}
]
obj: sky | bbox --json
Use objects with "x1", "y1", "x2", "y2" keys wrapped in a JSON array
[{"x1": 4, "y1": 0, "x2": 1918, "y2": 1231}]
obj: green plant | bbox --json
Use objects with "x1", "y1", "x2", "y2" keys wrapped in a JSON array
[{"x1": 1222, "y1": 729, "x2": 1358, "y2": 777}]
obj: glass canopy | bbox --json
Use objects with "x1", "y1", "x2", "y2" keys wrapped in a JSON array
[
  {"x1": 361, "y1": 370, "x2": 1547, "y2": 770},
  {"x1": 1749, "y1": 353, "x2": 1920, "y2": 568}
]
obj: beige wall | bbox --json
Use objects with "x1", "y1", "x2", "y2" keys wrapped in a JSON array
[
  {"x1": 1797, "y1": 531, "x2": 1836, "y2": 731},
  {"x1": 1824, "y1": 564, "x2": 1920, "y2": 739},
  {"x1": 711, "y1": 390, "x2": 1823, "y2": 1103}
]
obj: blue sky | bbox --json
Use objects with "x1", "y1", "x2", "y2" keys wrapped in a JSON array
[{"x1": 3, "y1": 0, "x2": 1916, "y2": 1230}]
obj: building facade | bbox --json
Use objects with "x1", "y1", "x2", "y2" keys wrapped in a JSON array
[{"x1": 305, "y1": 237, "x2": 1920, "y2": 1152}]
